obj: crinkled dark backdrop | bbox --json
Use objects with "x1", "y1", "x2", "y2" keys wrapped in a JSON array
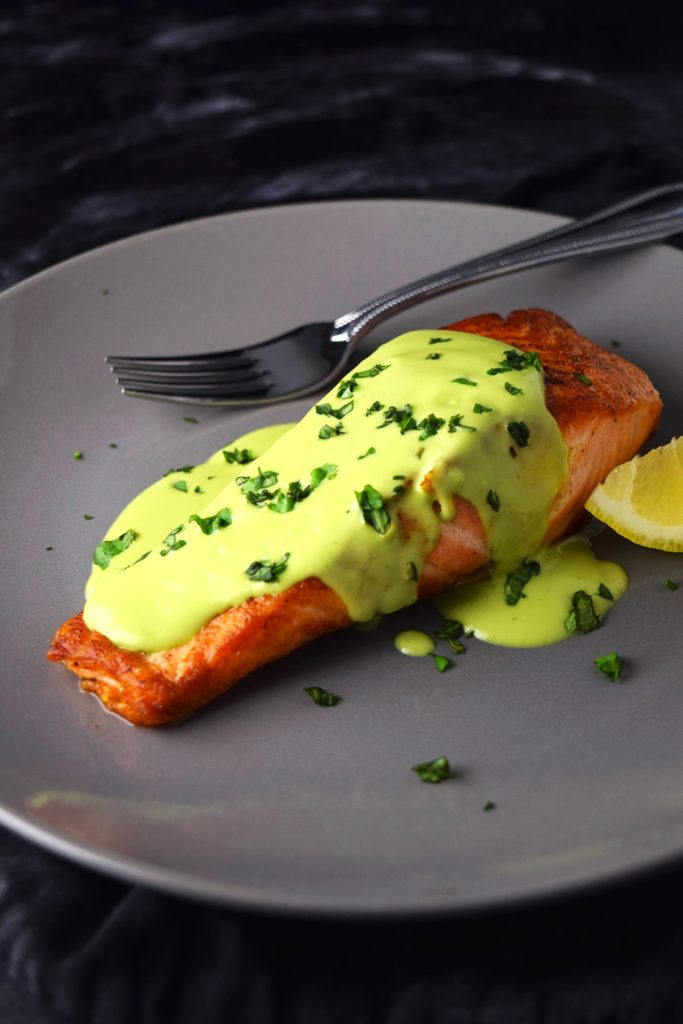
[{"x1": 3, "y1": 3, "x2": 683, "y2": 1022}]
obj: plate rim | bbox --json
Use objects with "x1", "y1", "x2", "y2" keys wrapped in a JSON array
[{"x1": 3, "y1": 196, "x2": 683, "y2": 917}]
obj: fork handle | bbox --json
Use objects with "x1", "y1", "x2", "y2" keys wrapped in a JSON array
[{"x1": 331, "y1": 183, "x2": 683, "y2": 344}]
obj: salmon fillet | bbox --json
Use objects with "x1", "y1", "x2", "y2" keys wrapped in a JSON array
[{"x1": 48, "y1": 309, "x2": 662, "y2": 725}]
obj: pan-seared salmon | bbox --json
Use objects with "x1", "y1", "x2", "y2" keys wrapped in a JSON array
[{"x1": 48, "y1": 310, "x2": 662, "y2": 725}]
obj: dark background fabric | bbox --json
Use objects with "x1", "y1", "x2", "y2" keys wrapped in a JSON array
[{"x1": 3, "y1": 2, "x2": 683, "y2": 1021}]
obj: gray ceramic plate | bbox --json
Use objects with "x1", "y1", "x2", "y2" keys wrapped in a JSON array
[{"x1": 1, "y1": 199, "x2": 683, "y2": 917}]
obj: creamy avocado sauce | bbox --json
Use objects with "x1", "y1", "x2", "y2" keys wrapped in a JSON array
[
  {"x1": 394, "y1": 630, "x2": 435, "y2": 656},
  {"x1": 83, "y1": 329, "x2": 570, "y2": 652},
  {"x1": 85, "y1": 423, "x2": 292, "y2": 600},
  {"x1": 436, "y1": 535, "x2": 628, "y2": 647}
]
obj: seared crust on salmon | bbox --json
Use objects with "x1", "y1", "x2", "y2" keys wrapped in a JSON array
[{"x1": 48, "y1": 310, "x2": 662, "y2": 725}]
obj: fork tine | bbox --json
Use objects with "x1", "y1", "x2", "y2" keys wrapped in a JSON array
[
  {"x1": 113, "y1": 365, "x2": 268, "y2": 386},
  {"x1": 117, "y1": 377, "x2": 273, "y2": 398},
  {"x1": 106, "y1": 352, "x2": 257, "y2": 371}
]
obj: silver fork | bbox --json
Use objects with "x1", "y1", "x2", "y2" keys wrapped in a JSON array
[{"x1": 108, "y1": 183, "x2": 683, "y2": 406}]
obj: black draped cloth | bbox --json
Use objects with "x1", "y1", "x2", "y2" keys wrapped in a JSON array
[{"x1": 3, "y1": 3, "x2": 683, "y2": 1021}]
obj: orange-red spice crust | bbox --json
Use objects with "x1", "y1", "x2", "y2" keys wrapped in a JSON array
[{"x1": 48, "y1": 309, "x2": 662, "y2": 725}]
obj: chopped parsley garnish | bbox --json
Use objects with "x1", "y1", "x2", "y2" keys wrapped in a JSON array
[
  {"x1": 303, "y1": 686, "x2": 341, "y2": 707},
  {"x1": 504, "y1": 559, "x2": 540, "y2": 606},
  {"x1": 507, "y1": 421, "x2": 530, "y2": 448},
  {"x1": 109, "y1": 443, "x2": 118, "y2": 449},
  {"x1": 183, "y1": 416, "x2": 198, "y2": 424},
  {"x1": 236, "y1": 468, "x2": 279, "y2": 505},
  {"x1": 319, "y1": 423, "x2": 345, "y2": 439},
  {"x1": 433, "y1": 619, "x2": 465, "y2": 654},
  {"x1": 430, "y1": 653, "x2": 451, "y2": 672},
  {"x1": 412, "y1": 756, "x2": 450, "y2": 783},
  {"x1": 315, "y1": 400, "x2": 354, "y2": 420},
  {"x1": 575, "y1": 372, "x2": 593, "y2": 386},
  {"x1": 448, "y1": 414, "x2": 476, "y2": 433},
  {"x1": 194, "y1": 485, "x2": 204, "y2": 494},
  {"x1": 598, "y1": 583, "x2": 614, "y2": 601},
  {"x1": 426, "y1": 353, "x2": 441, "y2": 360},
  {"x1": 486, "y1": 490, "x2": 500, "y2": 512},
  {"x1": 356, "y1": 484, "x2": 391, "y2": 534},
  {"x1": 189, "y1": 507, "x2": 232, "y2": 534},
  {"x1": 172, "y1": 480, "x2": 188, "y2": 492},
  {"x1": 610, "y1": 339, "x2": 621, "y2": 348},
  {"x1": 473, "y1": 403, "x2": 492, "y2": 414},
  {"x1": 93, "y1": 529, "x2": 137, "y2": 570},
  {"x1": 365, "y1": 400, "x2": 385, "y2": 416},
  {"x1": 245, "y1": 553, "x2": 290, "y2": 582},
  {"x1": 358, "y1": 447, "x2": 376, "y2": 460},
  {"x1": 488, "y1": 349, "x2": 543, "y2": 374},
  {"x1": 564, "y1": 590, "x2": 600, "y2": 633},
  {"x1": 223, "y1": 447, "x2": 255, "y2": 465},
  {"x1": 352, "y1": 363, "x2": 389, "y2": 379},
  {"x1": 160, "y1": 525, "x2": 186, "y2": 557},
  {"x1": 83, "y1": 514, "x2": 94, "y2": 521},
  {"x1": 163, "y1": 465, "x2": 194, "y2": 477},
  {"x1": 504, "y1": 382, "x2": 523, "y2": 396},
  {"x1": 393, "y1": 484, "x2": 406, "y2": 496},
  {"x1": 46, "y1": 546, "x2": 53, "y2": 551},
  {"x1": 336, "y1": 378, "x2": 358, "y2": 399},
  {"x1": 267, "y1": 464, "x2": 337, "y2": 513},
  {"x1": 453, "y1": 377, "x2": 477, "y2": 386},
  {"x1": 378, "y1": 404, "x2": 417, "y2": 433},
  {"x1": 594, "y1": 651, "x2": 621, "y2": 681},
  {"x1": 417, "y1": 413, "x2": 445, "y2": 440},
  {"x1": 73, "y1": 450, "x2": 83, "y2": 460},
  {"x1": 428, "y1": 336, "x2": 451, "y2": 345},
  {"x1": 483, "y1": 800, "x2": 497, "y2": 811},
  {"x1": 509, "y1": 446, "x2": 518, "y2": 458},
  {"x1": 666, "y1": 578, "x2": 679, "y2": 591}
]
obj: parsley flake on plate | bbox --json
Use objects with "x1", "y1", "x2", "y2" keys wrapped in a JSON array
[
  {"x1": 303, "y1": 686, "x2": 341, "y2": 707},
  {"x1": 412, "y1": 756, "x2": 451, "y2": 783},
  {"x1": 594, "y1": 651, "x2": 621, "y2": 681},
  {"x1": 433, "y1": 619, "x2": 465, "y2": 654},
  {"x1": 429, "y1": 652, "x2": 451, "y2": 672}
]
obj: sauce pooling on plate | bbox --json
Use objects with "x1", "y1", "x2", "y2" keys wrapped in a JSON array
[
  {"x1": 436, "y1": 535, "x2": 627, "y2": 647},
  {"x1": 83, "y1": 329, "x2": 623, "y2": 653}
]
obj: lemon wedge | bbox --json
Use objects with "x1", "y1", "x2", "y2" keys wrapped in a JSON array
[{"x1": 585, "y1": 436, "x2": 683, "y2": 551}]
